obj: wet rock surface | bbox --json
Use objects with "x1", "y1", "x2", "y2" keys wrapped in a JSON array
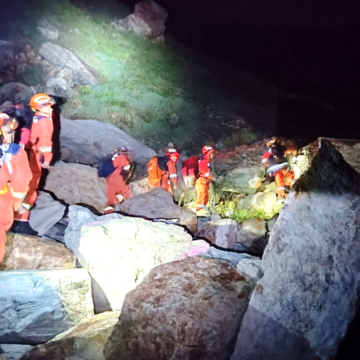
[{"x1": 104, "y1": 257, "x2": 253, "y2": 360}]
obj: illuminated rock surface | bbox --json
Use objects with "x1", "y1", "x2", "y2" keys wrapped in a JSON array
[
  {"x1": 0, "y1": 233, "x2": 76, "y2": 271},
  {"x1": 117, "y1": 188, "x2": 198, "y2": 232},
  {"x1": 64, "y1": 206, "x2": 209, "y2": 313},
  {"x1": 59, "y1": 119, "x2": 156, "y2": 168},
  {"x1": 236, "y1": 218, "x2": 268, "y2": 255},
  {"x1": 20, "y1": 311, "x2": 120, "y2": 360},
  {"x1": 103, "y1": 257, "x2": 252, "y2": 360},
  {"x1": 0, "y1": 344, "x2": 32, "y2": 360},
  {"x1": 39, "y1": 42, "x2": 98, "y2": 86},
  {"x1": 44, "y1": 161, "x2": 107, "y2": 213},
  {"x1": 237, "y1": 191, "x2": 278, "y2": 220},
  {"x1": 231, "y1": 140, "x2": 360, "y2": 360},
  {"x1": 0, "y1": 269, "x2": 93, "y2": 345}
]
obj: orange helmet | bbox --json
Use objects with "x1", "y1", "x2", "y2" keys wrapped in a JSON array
[
  {"x1": 0, "y1": 113, "x2": 18, "y2": 136},
  {"x1": 266, "y1": 137, "x2": 277, "y2": 147},
  {"x1": 166, "y1": 147, "x2": 180, "y2": 162},
  {"x1": 202, "y1": 145, "x2": 215, "y2": 156},
  {"x1": 29, "y1": 93, "x2": 53, "y2": 111}
]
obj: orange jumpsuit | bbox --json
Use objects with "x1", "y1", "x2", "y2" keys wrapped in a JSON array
[
  {"x1": 105, "y1": 154, "x2": 132, "y2": 213},
  {"x1": 195, "y1": 154, "x2": 214, "y2": 211},
  {"x1": 262, "y1": 150, "x2": 294, "y2": 197},
  {"x1": 161, "y1": 158, "x2": 178, "y2": 195},
  {"x1": 15, "y1": 111, "x2": 53, "y2": 221},
  {"x1": 0, "y1": 144, "x2": 32, "y2": 262}
]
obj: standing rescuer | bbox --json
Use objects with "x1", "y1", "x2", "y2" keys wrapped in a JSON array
[
  {"x1": 14, "y1": 93, "x2": 54, "y2": 222},
  {"x1": 262, "y1": 138, "x2": 294, "y2": 201},
  {"x1": 196, "y1": 145, "x2": 216, "y2": 212},
  {"x1": 0, "y1": 113, "x2": 32, "y2": 262},
  {"x1": 147, "y1": 147, "x2": 179, "y2": 195},
  {"x1": 104, "y1": 146, "x2": 134, "y2": 214}
]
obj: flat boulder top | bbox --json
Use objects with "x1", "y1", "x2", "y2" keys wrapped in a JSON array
[{"x1": 60, "y1": 118, "x2": 156, "y2": 165}]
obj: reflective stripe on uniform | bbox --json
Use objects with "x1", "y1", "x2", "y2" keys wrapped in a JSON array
[
  {"x1": 123, "y1": 165, "x2": 131, "y2": 170},
  {"x1": 105, "y1": 206, "x2": 114, "y2": 212},
  {"x1": 262, "y1": 158, "x2": 268, "y2": 163},
  {"x1": 22, "y1": 203, "x2": 32, "y2": 210},
  {"x1": 203, "y1": 172, "x2": 210, "y2": 177},
  {"x1": 277, "y1": 187, "x2": 285, "y2": 191},
  {"x1": 196, "y1": 205, "x2": 205, "y2": 209},
  {"x1": 40, "y1": 146, "x2": 52, "y2": 153},
  {"x1": 11, "y1": 189, "x2": 27, "y2": 200},
  {"x1": 267, "y1": 162, "x2": 288, "y2": 173},
  {"x1": 0, "y1": 184, "x2": 9, "y2": 195},
  {"x1": 169, "y1": 174, "x2": 178, "y2": 178}
]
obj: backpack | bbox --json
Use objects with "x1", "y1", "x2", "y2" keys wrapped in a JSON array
[
  {"x1": 97, "y1": 156, "x2": 115, "y2": 178},
  {"x1": 182, "y1": 155, "x2": 199, "y2": 187},
  {"x1": 147, "y1": 156, "x2": 168, "y2": 186}
]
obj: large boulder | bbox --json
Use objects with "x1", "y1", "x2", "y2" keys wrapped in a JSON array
[
  {"x1": 38, "y1": 42, "x2": 98, "y2": 86},
  {"x1": 0, "y1": 233, "x2": 76, "y2": 271},
  {"x1": 59, "y1": 118, "x2": 156, "y2": 169},
  {"x1": 0, "y1": 83, "x2": 32, "y2": 105},
  {"x1": 20, "y1": 311, "x2": 120, "y2": 360},
  {"x1": 103, "y1": 257, "x2": 253, "y2": 360},
  {"x1": 231, "y1": 140, "x2": 360, "y2": 360},
  {"x1": 43, "y1": 161, "x2": 107, "y2": 214},
  {"x1": 221, "y1": 165, "x2": 265, "y2": 194},
  {"x1": 117, "y1": 188, "x2": 197, "y2": 232},
  {"x1": 0, "y1": 269, "x2": 93, "y2": 345},
  {"x1": 64, "y1": 206, "x2": 209, "y2": 313},
  {"x1": 112, "y1": 0, "x2": 168, "y2": 39},
  {"x1": 29, "y1": 191, "x2": 66, "y2": 235},
  {"x1": 236, "y1": 218, "x2": 268, "y2": 255}
]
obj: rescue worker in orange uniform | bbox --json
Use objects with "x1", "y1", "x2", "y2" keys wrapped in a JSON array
[
  {"x1": 262, "y1": 138, "x2": 294, "y2": 201},
  {"x1": 147, "y1": 147, "x2": 179, "y2": 196},
  {"x1": 195, "y1": 145, "x2": 216, "y2": 211},
  {"x1": 0, "y1": 113, "x2": 32, "y2": 262},
  {"x1": 14, "y1": 93, "x2": 54, "y2": 222},
  {"x1": 104, "y1": 146, "x2": 134, "y2": 214}
]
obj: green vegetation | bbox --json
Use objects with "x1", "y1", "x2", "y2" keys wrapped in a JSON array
[{"x1": 223, "y1": 128, "x2": 258, "y2": 148}]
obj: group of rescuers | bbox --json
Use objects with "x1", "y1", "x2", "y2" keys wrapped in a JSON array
[{"x1": 0, "y1": 92, "x2": 295, "y2": 263}]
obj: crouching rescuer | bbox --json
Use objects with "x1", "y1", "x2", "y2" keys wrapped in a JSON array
[
  {"x1": 262, "y1": 138, "x2": 294, "y2": 202},
  {"x1": 196, "y1": 145, "x2": 216, "y2": 212},
  {"x1": 99, "y1": 146, "x2": 134, "y2": 214},
  {"x1": 147, "y1": 147, "x2": 179, "y2": 195},
  {"x1": 0, "y1": 113, "x2": 32, "y2": 262}
]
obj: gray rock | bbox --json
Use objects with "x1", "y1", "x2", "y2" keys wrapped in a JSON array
[
  {"x1": 46, "y1": 76, "x2": 70, "y2": 99},
  {"x1": 29, "y1": 191, "x2": 66, "y2": 235},
  {"x1": 236, "y1": 218, "x2": 268, "y2": 255},
  {"x1": 0, "y1": 269, "x2": 93, "y2": 345},
  {"x1": 202, "y1": 246, "x2": 244, "y2": 267},
  {"x1": 221, "y1": 166, "x2": 265, "y2": 194},
  {"x1": 197, "y1": 214, "x2": 221, "y2": 231},
  {"x1": 112, "y1": 0, "x2": 168, "y2": 39},
  {"x1": 64, "y1": 206, "x2": 209, "y2": 313},
  {"x1": 37, "y1": 19, "x2": 59, "y2": 40},
  {"x1": 236, "y1": 253, "x2": 262, "y2": 282},
  {"x1": 20, "y1": 311, "x2": 120, "y2": 360},
  {"x1": 231, "y1": 140, "x2": 360, "y2": 360},
  {"x1": 39, "y1": 43, "x2": 97, "y2": 86},
  {"x1": 0, "y1": 83, "x2": 32, "y2": 105},
  {"x1": 117, "y1": 188, "x2": 197, "y2": 233},
  {"x1": 196, "y1": 218, "x2": 238, "y2": 249},
  {"x1": 0, "y1": 41, "x2": 14, "y2": 75},
  {"x1": 43, "y1": 161, "x2": 107, "y2": 214},
  {"x1": 59, "y1": 118, "x2": 156, "y2": 167},
  {"x1": 103, "y1": 257, "x2": 253, "y2": 360},
  {"x1": 0, "y1": 344, "x2": 33, "y2": 360}
]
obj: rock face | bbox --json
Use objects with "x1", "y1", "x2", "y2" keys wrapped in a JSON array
[
  {"x1": 221, "y1": 165, "x2": 264, "y2": 194},
  {"x1": 117, "y1": 188, "x2": 197, "y2": 232},
  {"x1": 236, "y1": 253, "x2": 262, "y2": 282},
  {"x1": 237, "y1": 191, "x2": 278, "y2": 220},
  {"x1": 112, "y1": 0, "x2": 168, "y2": 38},
  {"x1": 0, "y1": 344, "x2": 33, "y2": 360},
  {"x1": 29, "y1": 191, "x2": 66, "y2": 235},
  {"x1": 0, "y1": 83, "x2": 32, "y2": 105},
  {"x1": 104, "y1": 257, "x2": 253, "y2": 360},
  {"x1": 0, "y1": 233, "x2": 76, "y2": 270},
  {"x1": 43, "y1": 161, "x2": 107, "y2": 213},
  {"x1": 0, "y1": 269, "x2": 93, "y2": 345},
  {"x1": 236, "y1": 218, "x2": 268, "y2": 255},
  {"x1": 64, "y1": 206, "x2": 209, "y2": 313},
  {"x1": 38, "y1": 42, "x2": 98, "y2": 86},
  {"x1": 60, "y1": 118, "x2": 156, "y2": 167},
  {"x1": 196, "y1": 218, "x2": 238, "y2": 249},
  {"x1": 21, "y1": 311, "x2": 120, "y2": 360},
  {"x1": 37, "y1": 19, "x2": 59, "y2": 40},
  {"x1": 231, "y1": 140, "x2": 360, "y2": 360}
]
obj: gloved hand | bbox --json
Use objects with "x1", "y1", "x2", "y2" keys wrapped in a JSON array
[
  {"x1": 173, "y1": 185, "x2": 178, "y2": 190},
  {"x1": 15, "y1": 204, "x2": 28, "y2": 215}
]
